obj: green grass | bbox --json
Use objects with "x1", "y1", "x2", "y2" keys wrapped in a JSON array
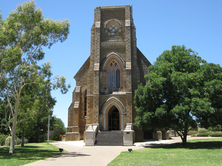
[
  {"x1": 108, "y1": 138, "x2": 222, "y2": 166},
  {"x1": 0, "y1": 142, "x2": 62, "y2": 166},
  {"x1": 43, "y1": 139, "x2": 57, "y2": 142}
]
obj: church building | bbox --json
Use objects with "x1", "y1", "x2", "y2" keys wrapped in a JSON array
[{"x1": 66, "y1": 5, "x2": 151, "y2": 145}]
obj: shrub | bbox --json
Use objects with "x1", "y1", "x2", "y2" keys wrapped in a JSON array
[
  {"x1": 15, "y1": 137, "x2": 21, "y2": 145},
  {"x1": 198, "y1": 128, "x2": 208, "y2": 133},
  {"x1": 197, "y1": 132, "x2": 211, "y2": 136},
  {"x1": 210, "y1": 132, "x2": 222, "y2": 136},
  {"x1": 0, "y1": 134, "x2": 8, "y2": 146},
  {"x1": 188, "y1": 130, "x2": 198, "y2": 135},
  {"x1": 24, "y1": 138, "x2": 28, "y2": 143},
  {"x1": 208, "y1": 125, "x2": 222, "y2": 132},
  {"x1": 5, "y1": 135, "x2": 21, "y2": 146},
  {"x1": 5, "y1": 136, "x2": 12, "y2": 146},
  {"x1": 191, "y1": 134, "x2": 197, "y2": 137}
]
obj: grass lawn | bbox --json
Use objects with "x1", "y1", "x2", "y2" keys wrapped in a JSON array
[
  {"x1": 0, "y1": 142, "x2": 62, "y2": 166},
  {"x1": 108, "y1": 138, "x2": 222, "y2": 166},
  {"x1": 44, "y1": 140, "x2": 57, "y2": 142}
]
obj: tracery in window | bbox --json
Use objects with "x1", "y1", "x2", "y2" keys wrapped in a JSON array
[
  {"x1": 116, "y1": 69, "x2": 120, "y2": 88},
  {"x1": 112, "y1": 69, "x2": 115, "y2": 88},
  {"x1": 106, "y1": 21, "x2": 120, "y2": 35},
  {"x1": 107, "y1": 60, "x2": 120, "y2": 90}
]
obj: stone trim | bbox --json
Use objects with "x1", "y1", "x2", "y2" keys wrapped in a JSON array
[
  {"x1": 95, "y1": 21, "x2": 100, "y2": 28},
  {"x1": 101, "y1": 52, "x2": 125, "y2": 70},
  {"x1": 101, "y1": 97, "x2": 125, "y2": 130},
  {"x1": 75, "y1": 86, "x2": 81, "y2": 92},
  {"x1": 74, "y1": 101, "x2": 79, "y2": 108},
  {"x1": 94, "y1": 63, "x2": 100, "y2": 71},
  {"x1": 126, "y1": 62, "x2": 131, "y2": 70},
  {"x1": 125, "y1": 20, "x2": 130, "y2": 26},
  {"x1": 104, "y1": 19, "x2": 123, "y2": 28}
]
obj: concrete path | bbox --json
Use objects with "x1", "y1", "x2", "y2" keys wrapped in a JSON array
[{"x1": 24, "y1": 136, "x2": 220, "y2": 166}]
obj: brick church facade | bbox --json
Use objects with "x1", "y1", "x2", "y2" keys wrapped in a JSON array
[{"x1": 66, "y1": 5, "x2": 151, "y2": 144}]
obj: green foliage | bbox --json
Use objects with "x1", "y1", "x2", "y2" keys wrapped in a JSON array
[
  {"x1": 0, "y1": 1, "x2": 70, "y2": 153},
  {"x1": 208, "y1": 125, "x2": 222, "y2": 131},
  {"x1": 210, "y1": 132, "x2": 222, "y2": 136},
  {"x1": 5, "y1": 136, "x2": 21, "y2": 146},
  {"x1": 134, "y1": 45, "x2": 218, "y2": 145},
  {"x1": 187, "y1": 130, "x2": 198, "y2": 135},
  {"x1": 191, "y1": 134, "x2": 197, "y2": 137},
  {"x1": 197, "y1": 132, "x2": 211, "y2": 136},
  {"x1": 198, "y1": 128, "x2": 208, "y2": 133},
  {"x1": 195, "y1": 63, "x2": 222, "y2": 129},
  {"x1": 0, "y1": 133, "x2": 8, "y2": 146},
  {"x1": 5, "y1": 136, "x2": 12, "y2": 146},
  {"x1": 50, "y1": 116, "x2": 66, "y2": 141}
]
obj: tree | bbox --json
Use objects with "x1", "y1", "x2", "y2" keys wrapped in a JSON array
[
  {"x1": 0, "y1": 1, "x2": 70, "y2": 153},
  {"x1": 16, "y1": 82, "x2": 56, "y2": 146},
  {"x1": 50, "y1": 116, "x2": 66, "y2": 141},
  {"x1": 134, "y1": 45, "x2": 214, "y2": 145},
  {"x1": 195, "y1": 63, "x2": 222, "y2": 129},
  {"x1": 0, "y1": 99, "x2": 10, "y2": 135}
]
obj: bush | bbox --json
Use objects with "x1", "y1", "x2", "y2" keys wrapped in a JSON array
[
  {"x1": 16, "y1": 137, "x2": 21, "y2": 145},
  {"x1": 208, "y1": 125, "x2": 222, "y2": 132},
  {"x1": 5, "y1": 136, "x2": 12, "y2": 146},
  {"x1": 24, "y1": 137, "x2": 28, "y2": 143},
  {"x1": 188, "y1": 130, "x2": 198, "y2": 135},
  {"x1": 5, "y1": 135, "x2": 21, "y2": 146},
  {"x1": 198, "y1": 128, "x2": 208, "y2": 133},
  {"x1": 197, "y1": 132, "x2": 211, "y2": 136},
  {"x1": 0, "y1": 134, "x2": 8, "y2": 146},
  {"x1": 210, "y1": 132, "x2": 222, "y2": 136},
  {"x1": 191, "y1": 134, "x2": 197, "y2": 137}
]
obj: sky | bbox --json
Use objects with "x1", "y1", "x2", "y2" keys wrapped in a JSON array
[{"x1": 1, "y1": 0, "x2": 221, "y2": 127}]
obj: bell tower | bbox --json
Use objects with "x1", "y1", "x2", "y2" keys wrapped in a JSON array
[{"x1": 66, "y1": 5, "x2": 151, "y2": 145}]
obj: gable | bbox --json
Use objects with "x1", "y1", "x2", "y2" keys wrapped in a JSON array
[{"x1": 74, "y1": 56, "x2": 90, "y2": 81}]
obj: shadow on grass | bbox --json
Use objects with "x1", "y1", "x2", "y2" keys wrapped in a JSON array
[
  {"x1": 148, "y1": 141, "x2": 222, "y2": 150},
  {"x1": 0, "y1": 148, "x2": 58, "y2": 160},
  {"x1": 0, "y1": 146, "x2": 90, "y2": 161}
]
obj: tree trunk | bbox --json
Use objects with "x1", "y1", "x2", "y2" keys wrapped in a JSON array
[
  {"x1": 182, "y1": 123, "x2": 188, "y2": 146},
  {"x1": 9, "y1": 110, "x2": 18, "y2": 153},
  {"x1": 175, "y1": 129, "x2": 187, "y2": 146},
  {"x1": 182, "y1": 135, "x2": 187, "y2": 146},
  {"x1": 21, "y1": 127, "x2": 24, "y2": 147},
  {"x1": 9, "y1": 97, "x2": 20, "y2": 153}
]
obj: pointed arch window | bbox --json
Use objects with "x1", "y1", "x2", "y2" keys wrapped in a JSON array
[{"x1": 107, "y1": 60, "x2": 120, "y2": 91}]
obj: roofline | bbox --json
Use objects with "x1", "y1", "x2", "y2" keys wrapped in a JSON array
[{"x1": 98, "y1": 5, "x2": 131, "y2": 9}]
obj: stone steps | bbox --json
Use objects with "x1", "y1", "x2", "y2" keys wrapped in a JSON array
[{"x1": 95, "y1": 131, "x2": 123, "y2": 146}]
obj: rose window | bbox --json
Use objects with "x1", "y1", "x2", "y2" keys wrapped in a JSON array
[{"x1": 106, "y1": 21, "x2": 120, "y2": 35}]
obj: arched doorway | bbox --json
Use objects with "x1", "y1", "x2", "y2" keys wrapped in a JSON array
[{"x1": 108, "y1": 106, "x2": 120, "y2": 130}]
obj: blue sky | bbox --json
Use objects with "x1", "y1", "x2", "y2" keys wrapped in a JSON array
[{"x1": 1, "y1": 0, "x2": 221, "y2": 127}]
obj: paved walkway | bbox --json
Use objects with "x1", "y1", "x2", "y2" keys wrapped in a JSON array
[{"x1": 24, "y1": 136, "x2": 219, "y2": 166}]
